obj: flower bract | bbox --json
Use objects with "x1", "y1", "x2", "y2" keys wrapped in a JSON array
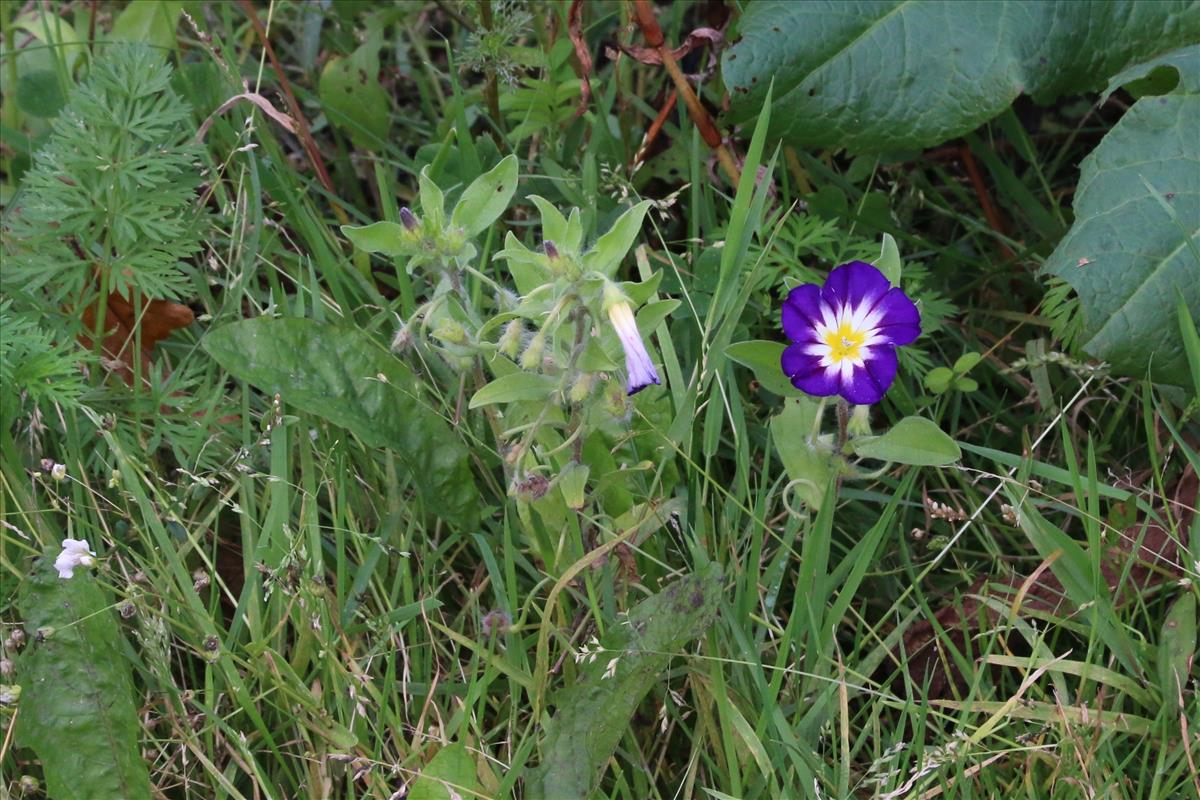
[{"x1": 780, "y1": 261, "x2": 920, "y2": 405}]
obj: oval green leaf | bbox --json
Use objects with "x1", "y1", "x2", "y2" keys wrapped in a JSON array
[
  {"x1": 450, "y1": 154, "x2": 519, "y2": 238},
  {"x1": 850, "y1": 415, "x2": 961, "y2": 466},
  {"x1": 726, "y1": 340, "x2": 801, "y2": 396},
  {"x1": 203, "y1": 318, "x2": 480, "y2": 527},
  {"x1": 469, "y1": 372, "x2": 557, "y2": 408}
]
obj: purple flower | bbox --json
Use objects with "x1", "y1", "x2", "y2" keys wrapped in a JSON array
[
  {"x1": 606, "y1": 298, "x2": 661, "y2": 395},
  {"x1": 780, "y1": 261, "x2": 920, "y2": 405}
]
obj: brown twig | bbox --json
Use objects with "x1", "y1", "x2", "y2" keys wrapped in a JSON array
[
  {"x1": 567, "y1": 0, "x2": 593, "y2": 118},
  {"x1": 236, "y1": 0, "x2": 349, "y2": 225},
  {"x1": 632, "y1": 88, "x2": 676, "y2": 168},
  {"x1": 631, "y1": 0, "x2": 740, "y2": 186},
  {"x1": 959, "y1": 144, "x2": 1013, "y2": 259}
]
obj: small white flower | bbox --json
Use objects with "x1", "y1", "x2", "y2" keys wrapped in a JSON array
[
  {"x1": 603, "y1": 656, "x2": 620, "y2": 680},
  {"x1": 50, "y1": 463, "x2": 67, "y2": 481},
  {"x1": 53, "y1": 539, "x2": 96, "y2": 579}
]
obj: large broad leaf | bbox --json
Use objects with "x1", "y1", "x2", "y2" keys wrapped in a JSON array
[
  {"x1": 203, "y1": 318, "x2": 481, "y2": 527},
  {"x1": 318, "y1": 35, "x2": 390, "y2": 150},
  {"x1": 525, "y1": 563, "x2": 723, "y2": 800},
  {"x1": 723, "y1": 0, "x2": 1200, "y2": 152},
  {"x1": 408, "y1": 742, "x2": 483, "y2": 800},
  {"x1": 1042, "y1": 46, "x2": 1200, "y2": 386},
  {"x1": 16, "y1": 550, "x2": 152, "y2": 800}
]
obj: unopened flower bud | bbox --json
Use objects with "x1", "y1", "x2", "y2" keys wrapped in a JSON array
[
  {"x1": 543, "y1": 240, "x2": 559, "y2": 259},
  {"x1": 50, "y1": 463, "x2": 67, "y2": 482},
  {"x1": 848, "y1": 404, "x2": 872, "y2": 436},
  {"x1": 433, "y1": 318, "x2": 468, "y2": 346},
  {"x1": 521, "y1": 332, "x2": 546, "y2": 370},
  {"x1": 499, "y1": 320, "x2": 524, "y2": 359},
  {"x1": 569, "y1": 372, "x2": 596, "y2": 403},
  {"x1": 510, "y1": 474, "x2": 550, "y2": 502},
  {"x1": 391, "y1": 324, "x2": 413, "y2": 353},
  {"x1": 399, "y1": 206, "x2": 417, "y2": 231}
]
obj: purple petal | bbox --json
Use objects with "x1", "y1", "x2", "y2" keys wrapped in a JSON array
[
  {"x1": 840, "y1": 346, "x2": 898, "y2": 405},
  {"x1": 872, "y1": 287, "x2": 921, "y2": 345},
  {"x1": 782, "y1": 283, "x2": 824, "y2": 343},
  {"x1": 781, "y1": 344, "x2": 840, "y2": 396},
  {"x1": 822, "y1": 261, "x2": 891, "y2": 313}
]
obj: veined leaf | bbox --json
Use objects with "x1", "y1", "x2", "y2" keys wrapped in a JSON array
[
  {"x1": 17, "y1": 550, "x2": 152, "y2": 800},
  {"x1": 470, "y1": 372, "x2": 557, "y2": 408},
  {"x1": 451, "y1": 154, "x2": 519, "y2": 238},
  {"x1": 1042, "y1": 45, "x2": 1200, "y2": 386},
  {"x1": 526, "y1": 563, "x2": 723, "y2": 799},
  {"x1": 203, "y1": 318, "x2": 480, "y2": 527},
  {"x1": 724, "y1": 1, "x2": 1200, "y2": 152}
]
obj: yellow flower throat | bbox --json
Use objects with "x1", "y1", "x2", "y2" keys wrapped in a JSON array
[{"x1": 824, "y1": 321, "x2": 865, "y2": 363}]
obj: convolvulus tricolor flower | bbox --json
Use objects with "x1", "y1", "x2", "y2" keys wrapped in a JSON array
[{"x1": 781, "y1": 261, "x2": 919, "y2": 404}]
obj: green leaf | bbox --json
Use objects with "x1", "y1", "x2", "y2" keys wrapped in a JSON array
[
  {"x1": 1004, "y1": 488, "x2": 1143, "y2": 678},
  {"x1": 636, "y1": 299, "x2": 680, "y2": 335},
  {"x1": 557, "y1": 462, "x2": 589, "y2": 510},
  {"x1": 953, "y1": 352, "x2": 982, "y2": 374},
  {"x1": 877, "y1": 233, "x2": 902, "y2": 284},
  {"x1": 16, "y1": 550, "x2": 152, "y2": 800},
  {"x1": 203, "y1": 318, "x2": 480, "y2": 527},
  {"x1": 525, "y1": 563, "x2": 723, "y2": 800},
  {"x1": 723, "y1": 1, "x2": 1200, "y2": 152},
  {"x1": 850, "y1": 416, "x2": 961, "y2": 466},
  {"x1": 1158, "y1": 593, "x2": 1196, "y2": 702},
  {"x1": 953, "y1": 376, "x2": 979, "y2": 392},
  {"x1": 419, "y1": 167, "x2": 447, "y2": 228},
  {"x1": 1042, "y1": 45, "x2": 1200, "y2": 386},
  {"x1": 924, "y1": 366, "x2": 954, "y2": 394},
  {"x1": 771, "y1": 397, "x2": 835, "y2": 510},
  {"x1": 111, "y1": 0, "x2": 182, "y2": 50},
  {"x1": 726, "y1": 340, "x2": 800, "y2": 396},
  {"x1": 318, "y1": 41, "x2": 390, "y2": 150},
  {"x1": 529, "y1": 195, "x2": 570, "y2": 250},
  {"x1": 581, "y1": 201, "x2": 652, "y2": 278},
  {"x1": 469, "y1": 372, "x2": 557, "y2": 408},
  {"x1": 340, "y1": 221, "x2": 416, "y2": 256},
  {"x1": 451, "y1": 154, "x2": 519, "y2": 238},
  {"x1": 15, "y1": 69, "x2": 65, "y2": 118},
  {"x1": 1178, "y1": 294, "x2": 1200, "y2": 399},
  {"x1": 408, "y1": 742, "x2": 483, "y2": 800}
]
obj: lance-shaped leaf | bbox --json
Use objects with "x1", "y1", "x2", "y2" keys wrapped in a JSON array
[
  {"x1": 17, "y1": 550, "x2": 152, "y2": 800},
  {"x1": 1042, "y1": 45, "x2": 1200, "y2": 386},
  {"x1": 525, "y1": 563, "x2": 723, "y2": 799},
  {"x1": 450, "y1": 154, "x2": 519, "y2": 238},
  {"x1": 582, "y1": 201, "x2": 652, "y2": 278},
  {"x1": 204, "y1": 318, "x2": 481, "y2": 527}
]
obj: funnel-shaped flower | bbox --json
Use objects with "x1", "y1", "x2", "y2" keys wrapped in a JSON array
[
  {"x1": 54, "y1": 538, "x2": 96, "y2": 580},
  {"x1": 605, "y1": 287, "x2": 660, "y2": 395},
  {"x1": 780, "y1": 261, "x2": 920, "y2": 405}
]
